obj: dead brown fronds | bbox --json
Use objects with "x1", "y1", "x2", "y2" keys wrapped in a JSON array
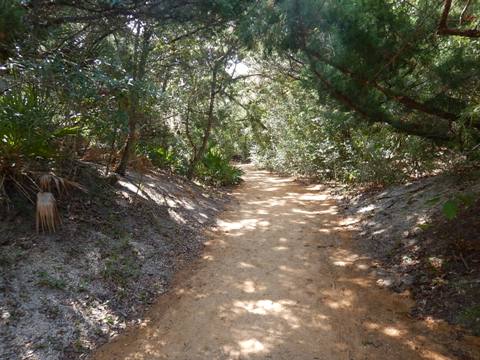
[
  {"x1": 0, "y1": 174, "x2": 10, "y2": 208},
  {"x1": 2, "y1": 157, "x2": 87, "y2": 233},
  {"x1": 36, "y1": 191, "x2": 61, "y2": 233},
  {"x1": 9, "y1": 174, "x2": 37, "y2": 204},
  {"x1": 35, "y1": 173, "x2": 87, "y2": 233},
  {"x1": 82, "y1": 146, "x2": 112, "y2": 163},
  {"x1": 130, "y1": 155, "x2": 154, "y2": 173},
  {"x1": 38, "y1": 173, "x2": 87, "y2": 195}
]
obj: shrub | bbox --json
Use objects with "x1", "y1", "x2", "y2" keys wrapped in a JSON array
[
  {"x1": 251, "y1": 110, "x2": 439, "y2": 186},
  {"x1": 196, "y1": 147, "x2": 243, "y2": 186},
  {"x1": 145, "y1": 146, "x2": 176, "y2": 169},
  {"x1": 0, "y1": 87, "x2": 57, "y2": 168}
]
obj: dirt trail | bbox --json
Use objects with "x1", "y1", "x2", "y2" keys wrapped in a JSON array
[{"x1": 93, "y1": 167, "x2": 480, "y2": 360}]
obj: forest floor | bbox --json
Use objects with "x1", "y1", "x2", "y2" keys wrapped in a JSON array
[
  {"x1": 92, "y1": 165, "x2": 480, "y2": 360},
  {"x1": 339, "y1": 169, "x2": 480, "y2": 336},
  {"x1": 0, "y1": 163, "x2": 228, "y2": 360}
]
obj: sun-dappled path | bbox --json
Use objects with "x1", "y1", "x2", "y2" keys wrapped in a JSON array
[{"x1": 93, "y1": 166, "x2": 480, "y2": 360}]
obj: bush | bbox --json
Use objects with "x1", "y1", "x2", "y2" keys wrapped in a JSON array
[
  {"x1": 196, "y1": 147, "x2": 243, "y2": 186},
  {"x1": 0, "y1": 87, "x2": 57, "y2": 168},
  {"x1": 251, "y1": 107, "x2": 439, "y2": 186},
  {"x1": 145, "y1": 146, "x2": 176, "y2": 169}
]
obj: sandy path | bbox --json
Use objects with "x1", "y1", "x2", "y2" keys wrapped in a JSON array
[{"x1": 93, "y1": 167, "x2": 480, "y2": 360}]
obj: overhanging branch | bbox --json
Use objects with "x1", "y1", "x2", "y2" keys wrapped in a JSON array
[{"x1": 438, "y1": 0, "x2": 480, "y2": 38}]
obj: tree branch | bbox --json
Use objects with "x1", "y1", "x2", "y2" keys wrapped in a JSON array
[
  {"x1": 438, "y1": 0, "x2": 480, "y2": 38},
  {"x1": 306, "y1": 49, "x2": 460, "y2": 123},
  {"x1": 308, "y1": 60, "x2": 453, "y2": 141}
]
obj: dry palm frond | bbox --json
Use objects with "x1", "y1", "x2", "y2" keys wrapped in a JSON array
[
  {"x1": 130, "y1": 155, "x2": 153, "y2": 173},
  {"x1": 82, "y1": 146, "x2": 110, "y2": 162},
  {"x1": 35, "y1": 174, "x2": 87, "y2": 233},
  {"x1": 38, "y1": 173, "x2": 87, "y2": 195},
  {"x1": 0, "y1": 174, "x2": 10, "y2": 208},
  {"x1": 36, "y1": 192, "x2": 61, "y2": 233},
  {"x1": 38, "y1": 174, "x2": 53, "y2": 192},
  {"x1": 10, "y1": 176, "x2": 35, "y2": 204}
]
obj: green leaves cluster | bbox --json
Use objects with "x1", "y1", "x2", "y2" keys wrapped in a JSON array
[
  {"x1": 0, "y1": 87, "x2": 56, "y2": 162},
  {"x1": 1, "y1": 0, "x2": 479, "y2": 194},
  {"x1": 196, "y1": 147, "x2": 243, "y2": 186},
  {"x1": 442, "y1": 193, "x2": 475, "y2": 220}
]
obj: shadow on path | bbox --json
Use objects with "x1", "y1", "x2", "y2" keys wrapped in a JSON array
[{"x1": 93, "y1": 166, "x2": 480, "y2": 360}]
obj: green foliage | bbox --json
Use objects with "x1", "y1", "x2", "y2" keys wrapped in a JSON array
[
  {"x1": 145, "y1": 146, "x2": 177, "y2": 170},
  {"x1": 196, "y1": 147, "x2": 243, "y2": 186},
  {"x1": 1, "y1": 0, "x2": 478, "y2": 196},
  {"x1": 0, "y1": 0, "x2": 25, "y2": 61},
  {"x1": 101, "y1": 237, "x2": 140, "y2": 286},
  {"x1": 0, "y1": 246, "x2": 25, "y2": 267},
  {"x1": 102, "y1": 253, "x2": 140, "y2": 286},
  {"x1": 37, "y1": 271, "x2": 67, "y2": 290},
  {"x1": 0, "y1": 87, "x2": 57, "y2": 164},
  {"x1": 246, "y1": 0, "x2": 480, "y2": 143},
  {"x1": 442, "y1": 200, "x2": 458, "y2": 220},
  {"x1": 250, "y1": 79, "x2": 439, "y2": 185},
  {"x1": 458, "y1": 305, "x2": 480, "y2": 336},
  {"x1": 442, "y1": 193, "x2": 474, "y2": 220}
]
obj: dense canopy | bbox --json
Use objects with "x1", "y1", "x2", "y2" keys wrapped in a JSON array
[{"x1": 1, "y1": 0, "x2": 479, "y2": 191}]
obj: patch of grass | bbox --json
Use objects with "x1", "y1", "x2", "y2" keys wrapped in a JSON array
[
  {"x1": 102, "y1": 254, "x2": 140, "y2": 286},
  {"x1": 72, "y1": 338, "x2": 87, "y2": 353},
  {"x1": 138, "y1": 290, "x2": 151, "y2": 304},
  {"x1": 77, "y1": 279, "x2": 89, "y2": 293},
  {"x1": 0, "y1": 246, "x2": 26, "y2": 267},
  {"x1": 48, "y1": 335, "x2": 64, "y2": 351},
  {"x1": 417, "y1": 223, "x2": 432, "y2": 231},
  {"x1": 104, "y1": 315, "x2": 115, "y2": 325},
  {"x1": 105, "y1": 216, "x2": 128, "y2": 238},
  {"x1": 101, "y1": 236, "x2": 140, "y2": 286},
  {"x1": 37, "y1": 271, "x2": 67, "y2": 290},
  {"x1": 40, "y1": 302, "x2": 61, "y2": 319},
  {"x1": 458, "y1": 305, "x2": 480, "y2": 335},
  {"x1": 33, "y1": 342, "x2": 48, "y2": 350}
]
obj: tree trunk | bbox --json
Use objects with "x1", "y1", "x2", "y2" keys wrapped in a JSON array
[
  {"x1": 114, "y1": 25, "x2": 152, "y2": 176},
  {"x1": 187, "y1": 66, "x2": 219, "y2": 179},
  {"x1": 115, "y1": 113, "x2": 137, "y2": 176},
  {"x1": 438, "y1": 0, "x2": 480, "y2": 38}
]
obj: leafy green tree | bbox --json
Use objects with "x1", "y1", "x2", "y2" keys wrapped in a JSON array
[{"x1": 245, "y1": 0, "x2": 480, "y2": 145}]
